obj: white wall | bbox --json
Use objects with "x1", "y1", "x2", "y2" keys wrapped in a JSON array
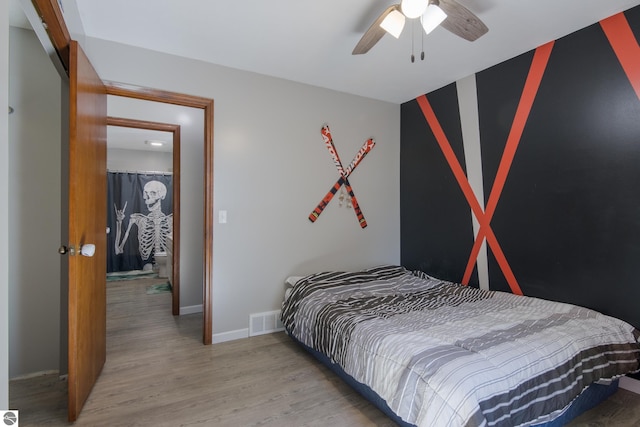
[
  {"x1": 84, "y1": 38, "x2": 401, "y2": 338},
  {"x1": 107, "y1": 148, "x2": 173, "y2": 172},
  {"x1": 1, "y1": 0, "x2": 10, "y2": 408},
  {"x1": 8, "y1": 27, "x2": 62, "y2": 377}
]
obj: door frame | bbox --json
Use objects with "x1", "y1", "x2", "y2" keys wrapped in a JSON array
[
  {"x1": 105, "y1": 82, "x2": 214, "y2": 345},
  {"x1": 106, "y1": 116, "x2": 182, "y2": 316}
]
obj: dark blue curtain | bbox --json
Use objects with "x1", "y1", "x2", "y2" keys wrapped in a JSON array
[{"x1": 107, "y1": 172, "x2": 173, "y2": 273}]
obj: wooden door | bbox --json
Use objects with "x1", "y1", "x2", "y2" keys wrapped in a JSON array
[{"x1": 67, "y1": 40, "x2": 107, "y2": 422}]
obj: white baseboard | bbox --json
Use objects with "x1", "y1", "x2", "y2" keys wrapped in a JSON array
[
  {"x1": 212, "y1": 328, "x2": 249, "y2": 344},
  {"x1": 180, "y1": 304, "x2": 203, "y2": 315},
  {"x1": 9, "y1": 370, "x2": 59, "y2": 381},
  {"x1": 620, "y1": 376, "x2": 640, "y2": 394}
]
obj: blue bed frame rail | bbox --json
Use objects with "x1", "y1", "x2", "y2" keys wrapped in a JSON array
[{"x1": 290, "y1": 334, "x2": 619, "y2": 427}]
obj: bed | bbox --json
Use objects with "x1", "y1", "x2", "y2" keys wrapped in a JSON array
[{"x1": 281, "y1": 265, "x2": 640, "y2": 427}]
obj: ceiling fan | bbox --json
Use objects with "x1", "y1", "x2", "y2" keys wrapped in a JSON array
[{"x1": 352, "y1": 0, "x2": 488, "y2": 55}]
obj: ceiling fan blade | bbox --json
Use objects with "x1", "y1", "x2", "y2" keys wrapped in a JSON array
[
  {"x1": 438, "y1": 0, "x2": 488, "y2": 41},
  {"x1": 352, "y1": 4, "x2": 400, "y2": 55}
]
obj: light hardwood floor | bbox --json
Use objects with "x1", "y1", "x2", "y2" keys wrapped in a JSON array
[{"x1": 9, "y1": 277, "x2": 640, "y2": 426}]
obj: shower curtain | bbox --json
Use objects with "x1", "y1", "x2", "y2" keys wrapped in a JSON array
[{"x1": 107, "y1": 171, "x2": 173, "y2": 273}]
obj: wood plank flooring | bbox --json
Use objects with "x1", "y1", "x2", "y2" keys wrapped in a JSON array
[{"x1": 9, "y1": 277, "x2": 640, "y2": 426}]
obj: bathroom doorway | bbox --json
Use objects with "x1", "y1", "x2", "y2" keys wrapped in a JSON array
[{"x1": 106, "y1": 116, "x2": 182, "y2": 314}]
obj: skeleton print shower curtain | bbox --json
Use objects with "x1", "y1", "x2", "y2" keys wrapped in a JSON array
[{"x1": 107, "y1": 171, "x2": 173, "y2": 273}]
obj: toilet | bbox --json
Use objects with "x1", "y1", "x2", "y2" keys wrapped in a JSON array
[{"x1": 155, "y1": 251, "x2": 168, "y2": 278}]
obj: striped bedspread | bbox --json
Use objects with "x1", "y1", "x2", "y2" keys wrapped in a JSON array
[{"x1": 281, "y1": 265, "x2": 640, "y2": 427}]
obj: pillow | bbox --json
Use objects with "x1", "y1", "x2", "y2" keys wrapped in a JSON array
[
  {"x1": 285, "y1": 276, "x2": 304, "y2": 287},
  {"x1": 284, "y1": 276, "x2": 306, "y2": 302}
]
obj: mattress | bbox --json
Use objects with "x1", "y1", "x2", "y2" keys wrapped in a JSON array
[{"x1": 282, "y1": 265, "x2": 640, "y2": 427}]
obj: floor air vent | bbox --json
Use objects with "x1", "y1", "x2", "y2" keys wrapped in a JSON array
[{"x1": 249, "y1": 310, "x2": 284, "y2": 336}]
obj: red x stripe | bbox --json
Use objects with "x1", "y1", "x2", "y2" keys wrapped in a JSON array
[
  {"x1": 416, "y1": 41, "x2": 554, "y2": 295},
  {"x1": 600, "y1": 12, "x2": 640, "y2": 100}
]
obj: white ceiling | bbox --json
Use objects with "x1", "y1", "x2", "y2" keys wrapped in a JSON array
[
  {"x1": 9, "y1": 0, "x2": 640, "y2": 149},
  {"x1": 62, "y1": 0, "x2": 640, "y2": 104},
  {"x1": 10, "y1": 0, "x2": 640, "y2": 105}
]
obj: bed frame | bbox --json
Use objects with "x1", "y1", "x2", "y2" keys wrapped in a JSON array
[{"x1": 292, "y1": 335, "x2": 619, "y2": 427}]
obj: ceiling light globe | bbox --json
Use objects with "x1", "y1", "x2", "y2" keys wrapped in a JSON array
[
  {"x1": 421, "y1": 4, "x2": 447, "y2": 34},
  {"x1": 380, "y1": 9, "x2": 406, "y2": 38},
  {"x1": 145, "y1": 139, "x2": 165, "y2": 147},
  {"x1": 401, "y1": 0, "x2": 429, "y2": 19}
]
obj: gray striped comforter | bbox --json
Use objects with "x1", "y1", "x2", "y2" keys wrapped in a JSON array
[{"x1": 281, "y1": 265, "x2": 640, "y2": 427}]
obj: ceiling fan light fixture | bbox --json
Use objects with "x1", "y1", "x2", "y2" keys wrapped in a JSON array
[
  {"x1": 421, "y1": 3, "x2": 447, "y2": 34},
  {"x1": 380, "y1": 9, "x2": 406, "y2": 39},
  {"x1": 401, "y1": 0, "x2": 429, "y2": 19}
]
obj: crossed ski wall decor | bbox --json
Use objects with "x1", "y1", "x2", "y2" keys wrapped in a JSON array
[{"x1": 309, "y1": 124, "x2": 375, "y2": 228}]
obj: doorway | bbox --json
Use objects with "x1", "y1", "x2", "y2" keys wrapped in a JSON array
[
  {"x1": 104, "y1": 84, "x2": 214, "y2": 344},
  {"x1": 106, "y1": 116, "x2": 182, "y2": 315}
]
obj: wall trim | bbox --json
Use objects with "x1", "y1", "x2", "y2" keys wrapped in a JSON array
[
  {"x1": 620, "y1": 376, "x2": 640, "y2": 395},
  {"x1": 9, "y1": 369, "x2": 59, "y2": 381},
  {"x1": 212, "y1": 328, "x2": 249, "y2": 344},
  {"x1": 179, "y1": 305, "x2": 203, "y2": 315}
]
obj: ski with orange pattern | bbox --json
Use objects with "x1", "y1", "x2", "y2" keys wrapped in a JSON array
[{"x1": 309, "y1": 124, "x2": 375, "y2": 228}]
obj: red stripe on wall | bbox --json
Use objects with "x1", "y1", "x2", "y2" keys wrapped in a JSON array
[
  {"x1": 416, "y1": 96, "x2": 486, "y2": 222},
  {"x1": 486, "y1": 42, "x2": 554, "y2": 220},
  {"x1": 462, "y1": 42, "x2": 554, "y2": 292},
  {"x1": 416, "y1": 96, "x2": 521, "y2": 294},
  {"x1": 417, "y1": 41, "x2": 554, "y2": 295},
  {"x1": 601, "y1": 13, "x2": 640, "y2": 100}
]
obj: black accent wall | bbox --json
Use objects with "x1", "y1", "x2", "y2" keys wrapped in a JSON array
[
  {"x1": 401, "y1": 84, "x2": 479, "y2": 286},
  {"x1": 401, "y1": 6, "x2": 640, "y2": 329}
]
